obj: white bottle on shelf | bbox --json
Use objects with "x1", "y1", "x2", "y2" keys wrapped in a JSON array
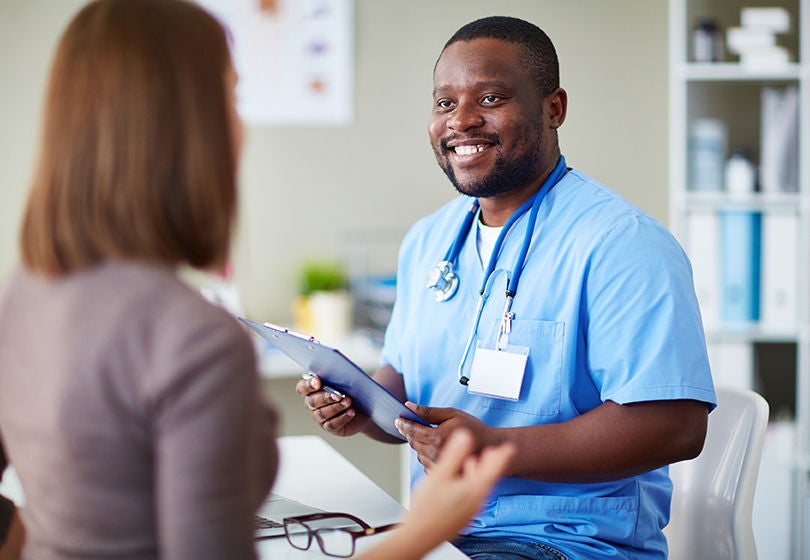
[{"x1": 725, "y1": 150, "x2": 756, "y2": 194}]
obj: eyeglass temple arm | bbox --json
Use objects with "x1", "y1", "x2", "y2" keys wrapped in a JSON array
[{"x1": 356, "y1": 522, "x2": 400, "y2": 537}]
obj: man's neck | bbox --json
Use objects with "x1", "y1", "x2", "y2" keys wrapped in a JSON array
[
  {"x1": 478, "y1": 154, "x2": 561, "y2": 227},
  {"x1": 478, "y1": 186, "x2": 538, "y2": 227}
]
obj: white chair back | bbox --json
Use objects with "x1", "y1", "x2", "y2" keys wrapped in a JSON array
[{"x1": 665, "y1": 385, "x2": 769, "y2": 560}]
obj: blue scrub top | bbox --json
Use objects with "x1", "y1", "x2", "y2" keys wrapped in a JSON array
[{"x1": 381, "y1": 169, "x2": 716, "y2": 560}]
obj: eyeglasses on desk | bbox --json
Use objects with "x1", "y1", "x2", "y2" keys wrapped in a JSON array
[{"x1": 283, "y1": 512, "x2": 399, "y2": 557}]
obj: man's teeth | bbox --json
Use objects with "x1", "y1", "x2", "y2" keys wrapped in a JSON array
[{"x1": 454, "y1": 144, "x2": 486, "y2": 155}]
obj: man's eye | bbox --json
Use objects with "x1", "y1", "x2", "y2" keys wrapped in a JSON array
[
  {"x1": 436, "y1": 99, "x2": 454, "y2": 109},
  {"x1": 482, "y1": 95, "x2": 501, "y2": 104}
]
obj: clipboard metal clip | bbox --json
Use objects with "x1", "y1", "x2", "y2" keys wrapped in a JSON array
[{"x1": 263, "y1": 322, "x2": 317, "y2": 343}]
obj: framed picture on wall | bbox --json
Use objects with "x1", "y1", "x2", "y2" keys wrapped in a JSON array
[{"x1": 196, "y1": 0, "x2": 354, "y2": 126}]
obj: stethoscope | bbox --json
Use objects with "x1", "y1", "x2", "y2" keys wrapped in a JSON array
[{"x1": 424, "y1": 155, "x2": 568, "y2": 385}]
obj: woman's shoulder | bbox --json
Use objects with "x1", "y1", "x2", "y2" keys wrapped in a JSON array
[
  {"x1": 98, "y1": 262, "x2": 256, "y2": 403},
  {"x1": 112, "y1": 262, "x2": 249, "y2": 348},
  {"x1": 39, "y1": 261, "x2": 255, "y2": 375}
]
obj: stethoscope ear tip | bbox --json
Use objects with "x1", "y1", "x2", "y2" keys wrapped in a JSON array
[{"x1": 459, "y1": 376, "x2": 469, "y2": 386}]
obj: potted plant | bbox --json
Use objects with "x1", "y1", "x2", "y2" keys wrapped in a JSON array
[{"x1": 293, "y1": 259, "x2": 351, "y2": 345}]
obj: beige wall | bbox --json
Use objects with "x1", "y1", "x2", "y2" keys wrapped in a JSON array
[{"x1": 0, "y1": 0, "x2": 668, "y2": 324}]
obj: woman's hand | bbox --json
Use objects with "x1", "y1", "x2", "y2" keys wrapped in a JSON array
[{"x1": 356, "y1": 428, "x2": 515, "y2": 560}]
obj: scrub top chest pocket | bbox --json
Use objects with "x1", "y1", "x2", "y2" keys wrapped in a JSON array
[{"x1": 477, "y1": 318, "x2": 565, "y2": 419}]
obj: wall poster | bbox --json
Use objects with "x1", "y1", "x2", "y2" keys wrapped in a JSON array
[{"x1": 196, "y1": 0, "x2": 354, "y2": 126}]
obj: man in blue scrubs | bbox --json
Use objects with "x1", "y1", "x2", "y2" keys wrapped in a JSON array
[{"x1": 298, "y1": 16, "x2": 716, "y2": 560}]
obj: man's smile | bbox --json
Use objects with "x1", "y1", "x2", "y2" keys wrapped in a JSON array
[
  {"x1": 453, "y1": 144, "x2": 490, "y2": 155},
  {"x1": 443, "y1": 137, "x2": 498, "y2": 165}
]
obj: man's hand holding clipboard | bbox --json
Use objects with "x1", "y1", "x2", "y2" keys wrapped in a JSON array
[{"x1": 239, "y1": 319, "x2": 430, "y2": 441}]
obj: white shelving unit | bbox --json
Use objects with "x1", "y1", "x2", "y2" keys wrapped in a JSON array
[{"x1": 669, "y1": 1, "x2": 809, "y2": 558}]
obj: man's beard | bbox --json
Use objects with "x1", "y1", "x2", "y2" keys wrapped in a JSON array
[{"x1": 435, "y1": 130, "x2": 544, "y2": 199}]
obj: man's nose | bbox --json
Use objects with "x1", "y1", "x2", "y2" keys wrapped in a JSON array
[{"x1": 447, "y1": 103, "x2": 484, "y2": 131}]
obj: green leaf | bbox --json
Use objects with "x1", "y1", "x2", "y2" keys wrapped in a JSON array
[{"x1": 299, "y1": 260, "x2": 348, "y2": 296}]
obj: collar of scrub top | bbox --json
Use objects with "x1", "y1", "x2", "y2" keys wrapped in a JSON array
[{"x1": 455, "y1": 154, "x2": 569, "y2": 385}]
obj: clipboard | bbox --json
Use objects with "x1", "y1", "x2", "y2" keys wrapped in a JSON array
[{"x1": 239, "y1": 318, "x2": 429, "y2": 441}]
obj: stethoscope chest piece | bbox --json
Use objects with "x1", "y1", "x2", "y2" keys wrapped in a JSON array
[{"x1": 425, "y1": 260, "x2": 459, "y2": 302}]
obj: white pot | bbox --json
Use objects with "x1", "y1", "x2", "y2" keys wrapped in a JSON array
[{"x1": 307, "y1": 290, "x2": 352, "y2": 346}]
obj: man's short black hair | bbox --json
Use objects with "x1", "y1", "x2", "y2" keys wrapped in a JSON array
[{"x1": 441, "y1": 16, "x2": 559, "y2": 97}]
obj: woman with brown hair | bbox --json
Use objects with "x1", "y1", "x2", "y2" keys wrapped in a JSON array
[
  {"x1": 0, "y1": 1, "x2": 512, "y2": 559},
  {"x1": 0, "y1": 0, "x2": 275, "y2": 557}
]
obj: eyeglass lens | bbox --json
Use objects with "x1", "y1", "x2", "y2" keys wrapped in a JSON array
[
  {"x1": 314, "y1": 528, "x2": 355, "y2": 557},
  {"x1": 286, "y1": 519, "x2": 358, "y2": 557},
  {"x1": 285, "y1": 519, "x2": 312, "y2": 550}
]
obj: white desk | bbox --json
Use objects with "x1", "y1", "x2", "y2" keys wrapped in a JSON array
[{"x1": 258, "y1": 436, "x2": 468, "y2": 559}]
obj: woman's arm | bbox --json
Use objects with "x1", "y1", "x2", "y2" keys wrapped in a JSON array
[
  {"x1": 154, "y1": 319, "x2": 277, "y2": 559},
  {"x1": 355, "y1": 429, "x2": 514, "y2": 560}
]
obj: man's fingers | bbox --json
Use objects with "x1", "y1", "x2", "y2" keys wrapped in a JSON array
[
  {"x1": 429, "y1": 428, "x2": 475, "y2": 477},
  {"x1": 304, "y1": 390, "x2": 344, "y2": 411},
  {"x1": 398, "y1": 420, "x2": 446, "y2": 474},
  {"x1": 405, "y1": 400, "x2": 431, "y2": 417},
  {"x1": 322, "y1": 408, "x2": 356, "y2": 432},
  {"x1": 307, "y1": 396, "x2": 351, "y2": 423},
  {"x1": 405, "y1": 401, "x2": 458, "y2": 424},
  {"x1": 395, "y1": 418, "x2": 415, "y2": 440},
  {"x1": 295, "y1": 378, "x2": 310, "y2": 395},
  {"x1": 295, "y1": 375, "x2": 321, "y2": 396},
  {"x1": 396, "y1": 418, "x2": 440, "y2": 445},
  {"x1": 405, "y1": 401, "x2": 438, "y2": 422}
]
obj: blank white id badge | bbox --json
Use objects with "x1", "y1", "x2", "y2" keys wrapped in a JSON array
[{"x1": 467, "y1": 342, "x2": 529, "y2": 401}]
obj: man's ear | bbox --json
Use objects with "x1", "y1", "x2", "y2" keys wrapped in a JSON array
[{"x1": 547, "y1": 87, "x2": 567, "y2": 129}]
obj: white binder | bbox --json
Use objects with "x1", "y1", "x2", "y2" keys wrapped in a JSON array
[
  {"x1": 760, "y1": 213, "x2": 798, "y2": 330},
  {"x1": 686, "y1": 212, "x2": 720, "y2": 329}
]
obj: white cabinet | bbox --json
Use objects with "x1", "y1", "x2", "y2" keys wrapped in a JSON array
[{"x1": 668, "y1": 1, "x2": 809, "y2": 557}]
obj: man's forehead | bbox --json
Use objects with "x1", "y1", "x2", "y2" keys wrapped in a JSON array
[{"x1": 433, "y1": 40, "x2": 530, "y2": 87}]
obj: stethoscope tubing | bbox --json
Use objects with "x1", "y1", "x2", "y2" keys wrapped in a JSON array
[
  {"x1": 446, "y1": 155, "x2": 569, "y2": 384},
  {"x1": 445, "y1": 154, "x2": 568, "y2": 298}
]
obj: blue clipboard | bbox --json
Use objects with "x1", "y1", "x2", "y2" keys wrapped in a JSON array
[{"x1": 239, "y1": 318, "x2": 429, "y2": 441}]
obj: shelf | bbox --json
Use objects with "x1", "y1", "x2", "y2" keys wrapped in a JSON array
[
  {"x1": 705, "y1": 327, "x2": 801, "y2": 343},
  {"x1": 671, "y1": 0, "x2": 809, "y2": 554},
  {"x1": 679, "y1": 191, "x2": 802, "y2": 211},
  {"x1": 675, "y1": 62, "x2": 802, "y2": 81}
]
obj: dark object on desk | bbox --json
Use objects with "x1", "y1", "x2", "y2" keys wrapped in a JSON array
[{"x1": 239, "y1": 318, "x2": 429, "y2": 441}]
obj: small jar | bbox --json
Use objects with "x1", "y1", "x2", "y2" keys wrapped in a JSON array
[{"x1": 692, "y1": 19, "x2": 723, "y2": 62}]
